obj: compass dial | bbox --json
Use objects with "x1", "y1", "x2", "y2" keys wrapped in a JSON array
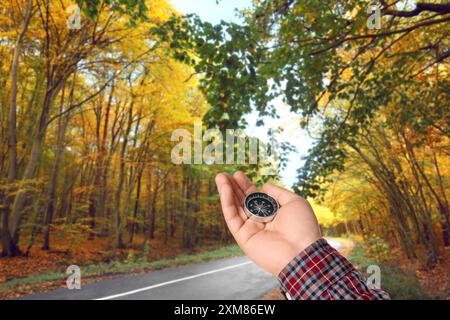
[{"x1": 244, "y1": 192, "x2": 279, "y2": 222}]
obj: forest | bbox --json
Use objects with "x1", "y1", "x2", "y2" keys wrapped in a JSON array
[
  {"x1": 0, "y1": 0, "x2": 240, "y2": 283},
  {"x1": 0, "y1": 0, "x2": 449, "y2": 299}
]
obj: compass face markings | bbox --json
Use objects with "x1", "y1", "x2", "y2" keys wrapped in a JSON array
[{"x1": 244, "y1": 192, "x2": 278, "y2": 218}]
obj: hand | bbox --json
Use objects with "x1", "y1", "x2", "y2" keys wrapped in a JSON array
[{"x1": 215, "y1": 171, "x2": 322, "y2": 276}]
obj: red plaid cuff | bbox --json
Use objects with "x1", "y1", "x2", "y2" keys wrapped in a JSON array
[{"x1": 278, "y1": 239, "x2": 390, "y2": 300}]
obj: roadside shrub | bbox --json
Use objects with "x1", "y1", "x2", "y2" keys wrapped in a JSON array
[
  {"x1": 366, "y1": 235, "x2": 390, "y2": 262},
  {"x1": 347, "y1": 244, "x2": 430, "y2": 300}
]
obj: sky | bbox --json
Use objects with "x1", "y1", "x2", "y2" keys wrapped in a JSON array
[
  {"x1": 170, "y1": 0, "x2": 313, "y2": 188},
  {"x1": 170, "y1": 0, "x2": 251, "y2": 24}
]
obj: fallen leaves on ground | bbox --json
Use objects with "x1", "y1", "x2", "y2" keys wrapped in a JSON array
[{"x1": 0, "y1": 231, "x2": 226, "y2": 299}]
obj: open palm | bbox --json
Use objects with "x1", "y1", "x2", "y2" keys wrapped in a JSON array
[{"x1": 215, "y1": 171, "x2": 322, "y2": 275}]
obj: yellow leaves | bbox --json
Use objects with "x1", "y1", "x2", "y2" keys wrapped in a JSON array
[
  {"x1": 0, "y1": 0, "x2": 215, "y2": 258},
  {"x1": 304, "y1": 11, "x2": 317, "y2": 24},
  {"x1": 0, "y1": 30, "x2": 19, "y2": 39},
  {"x1": 292, "y1": 5, "x2": 302, "y2": 16},
  {"x1": 146, "y1": 0, "x2": 174, "y2": 24},
  {"x1": 344, "y1": 6, "x2": 360, "y2": 20},
  {"x1": 310, "y1": 200, "x2": 344, "y2": 228}
]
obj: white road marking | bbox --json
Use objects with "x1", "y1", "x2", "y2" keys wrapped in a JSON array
[{"x1": 95, "y1": 261, "x2": 253, "y2": 300}]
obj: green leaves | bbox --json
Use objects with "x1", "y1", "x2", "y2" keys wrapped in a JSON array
[
  {"x1": 153, "y1": 13, "x2": 271, "y2": 130},
  {"x1": 76, "y1": 0, "x2": 148, "y2": 24},
  {"x1": 153, "y1": 0, "x2": 449, "y2": 197}
]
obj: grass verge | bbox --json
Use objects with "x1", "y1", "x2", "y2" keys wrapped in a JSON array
[{"x1": 347, "y1": 244, "x2": 430, "y2": 300}]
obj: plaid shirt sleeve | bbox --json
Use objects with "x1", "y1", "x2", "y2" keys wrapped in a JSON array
[{"x1": 278, "y1": 239, "x2": 391, "y2": 300}]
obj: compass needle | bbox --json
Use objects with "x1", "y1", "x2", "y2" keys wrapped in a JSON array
[{"x1": 243, "y1": 192, "x2": 279, "y2": 222}]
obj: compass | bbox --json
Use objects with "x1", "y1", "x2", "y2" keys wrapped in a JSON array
[{"x1": 244, "y1": 192, "x2": 279, "y2": 222}]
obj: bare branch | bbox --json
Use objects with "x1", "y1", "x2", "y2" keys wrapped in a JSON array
[{"x1": 383, "y1": 3, "x2": 450, "y2": 17}]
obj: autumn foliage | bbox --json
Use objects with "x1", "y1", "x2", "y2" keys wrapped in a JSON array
[
  {"x1": 0, "y1": 0, "x2": 449, "y2": 299},
  {"x1": 0, "y1": 0, "x2": 237, "y2": 266}
]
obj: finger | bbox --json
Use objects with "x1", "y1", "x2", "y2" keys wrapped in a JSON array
[
  {"x1": 225, "y1": 172, "x2": 246, "y2": 204},
  {"x1": 215, "y1": 174, "x2": 244, "y2": 235},
  {"x1": 237, "y1": 206, "x2": 249, "y2": 223},
  {"x1": 216, "y1": 172, "x2": 240, "y2": 208},
  {"x1": 262, "y1": 183, "x2": 300, "y2": 206},
  {"x1": 218, "y1": 173, "x2": 248, "y2": 221},
  {"x1": 233, "y1": 171, "x2": 258, "y2": 195},
  {"x1": 225, "y1": 173, "x2": 249, "y2": 221},
  {"x1": 232, "y1": 171, "x2": 258, "y2": 222}
]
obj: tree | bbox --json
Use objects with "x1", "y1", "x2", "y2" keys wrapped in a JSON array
[
  {"x1": 154, "y1": 0, "x2": 449, "y2": 264},
  {"x1": 1, "y1": 0, "x2": 34, "y2": 256},
  {"x1": 1, "y1": 0, "x2": 148, "y2": 256}
]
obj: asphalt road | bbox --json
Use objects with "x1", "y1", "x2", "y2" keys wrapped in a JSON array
[
  {"x1": 20, "y1": 238, "x2": 345, "y2": 300},
  {"x1": 20, "y1": 256, "x2": 276, "y2": 300}
]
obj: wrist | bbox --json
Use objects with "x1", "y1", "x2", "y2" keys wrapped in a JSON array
[
  {"x1": 273, "y1": 237, "x2": 322, "y2": 276},
  {"x1": 277, "y1": 238, "x2": 351, "y2": 300}
]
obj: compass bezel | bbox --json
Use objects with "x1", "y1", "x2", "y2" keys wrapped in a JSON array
[{"x1": 243, "y1": 192, "x2": 279, "y2": 222}]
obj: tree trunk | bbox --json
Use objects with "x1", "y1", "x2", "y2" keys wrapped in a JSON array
[
  {"x1": 1, "y1": 0, "x2": 33, "y2": 257},
  {"x1": 432, "y1": 153, "x2": 449, "y2": 246},
  {"x1": 96, "y1": 82, "x2": 115, "y2": 235},
  {"x1": 170, "y1": 177, "x2": 177, "y2": 238},
  {"x1": 42, "y1": 87, "x2": 71, "y2": 250},
  {"x1": 180, "y1": 171, "x2": 192, "y2": 247},
  {"x1": 114, "y1": 103, "x2": 133, "y2": 249},
  {"x1": 144, "y1": 170, "x2": 152, "y2": 238},
  {"x1": 9, "y1": 83, "x2": 63, "y2": 251},
  {"x1": 163, "y1": 177, "x2": 169, "y2": 244},
  {"x1": 129, "y1": 168, "x2": 143, "y2": 244},
  {"x1": 149, "y1": 172, "x2": 160, "y2": 240}
]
